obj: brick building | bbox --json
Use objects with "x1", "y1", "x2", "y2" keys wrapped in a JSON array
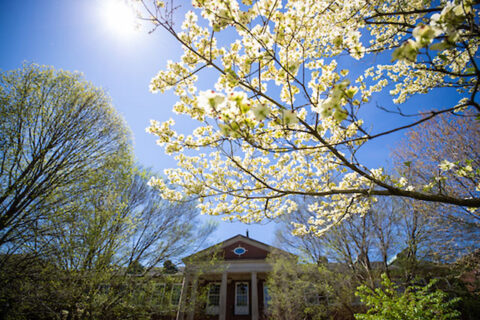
[{"x1": 175, "y1": 234, "x2": 287, "y2": 320}]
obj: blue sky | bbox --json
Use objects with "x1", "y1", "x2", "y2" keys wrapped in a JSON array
[
  {"x1": 0, "y1": 0, "x2": 279, "y2": 246},
  {"x1": 0, "y1": 0, "x2": 461, "y2": 248}
]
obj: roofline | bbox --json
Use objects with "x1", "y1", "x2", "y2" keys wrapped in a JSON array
[{"x1": 182, "y1": 234, "x2": 292, "y2": 262}]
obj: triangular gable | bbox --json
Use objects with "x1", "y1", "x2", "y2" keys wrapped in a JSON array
[
  {"x1": 182, "y1": 234, "x2": 288, "y2": 262},
  {"x1": 223, "y1": 238, "x2": 270, "y2": 260}
]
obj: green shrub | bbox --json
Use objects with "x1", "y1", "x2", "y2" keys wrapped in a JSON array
[{"x1": 355, "y1": 274, "x2": 460, "y2": 320}]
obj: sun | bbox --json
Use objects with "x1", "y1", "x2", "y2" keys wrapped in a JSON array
[{"x1": 101, "y1": 0, "x2": 138, "y2": 38}]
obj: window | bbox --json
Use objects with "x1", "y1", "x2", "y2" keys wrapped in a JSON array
[
  {"x1": 306, "y1": 292, "x2": 319, "y2": 305},
  {"x1": 235, "y1": 282, "x2": 249, "y2": 315},
  {"x1": 152, "y1": 283, "x2": 166, "y2": 306},
  {"x1": 206, "y1": 283, "x2": 221, "y2": 315},
  {"x1": 263, "y1": 283, "x2": 271, "y2": 313},
  {"x1": 171, "y1": 283, "x2": 182, "y2": 306},
  {"x1": 132, "y1": 284, "x2": 143, "y2": 305},
  {"x1": 305, "y1": 286, "x2": 329, "y2": 306},
  {"x1": 233, "y1": 246, "x2": 247, "y2": 256}
]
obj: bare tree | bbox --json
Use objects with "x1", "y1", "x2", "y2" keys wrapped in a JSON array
[
  {"x1": 0, "y1": 167, "x2": 216, "y2": 319},
  {"x1": 393, "y1": 112, "x2": 480, "y2": 263}
]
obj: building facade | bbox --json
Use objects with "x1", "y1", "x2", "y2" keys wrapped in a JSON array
[{"x1": 176, "y1": 234, "x2": 284, "y2": 320}]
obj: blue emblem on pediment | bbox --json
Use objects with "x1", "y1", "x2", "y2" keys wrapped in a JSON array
[{"x1": 233, "y1": 246, "x2": 247, "y2": 256}]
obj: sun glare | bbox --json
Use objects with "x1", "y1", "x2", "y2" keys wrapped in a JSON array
[{"x1": 102, "y1": 0, "x2": 137, "y2": 38}]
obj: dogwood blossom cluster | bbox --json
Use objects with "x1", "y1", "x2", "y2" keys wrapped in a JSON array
[
  {"x1": 141, "y1": 0, "x2": 480, "y2": 235},
  {"x1": 392, "y1": 0, "x2": 474, "y2": 62}
]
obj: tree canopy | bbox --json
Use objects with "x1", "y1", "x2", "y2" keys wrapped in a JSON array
[
  {"x1": 0, "y1": 167, "x2": 215, "y2": 319},
  {"x1": 0, "y1": 64, "x2": 219, "y2": 319},
  {"x1": 139, "y1": 0, "x2": 480, "y2": 234},
  {"x1": 0, "y1": 63, "x2": 132, "y2": 247}
]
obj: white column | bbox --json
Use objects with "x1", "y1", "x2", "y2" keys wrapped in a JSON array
[
  {"x1": 187, "y1": 275, "x2": 198, "y2": 320},
  {"x1": 176, "y1": 274, "x2": 190, "y2": 320},
  {"x1": 251, "y1": 272, "x2": 259, "y2": 320},
  {"x1": 219, "y1": 271, "x2": 228, "y2": 320}
]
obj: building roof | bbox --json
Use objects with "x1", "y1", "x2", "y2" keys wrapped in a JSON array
[{"x1": 182, "y1": 234, "x2": 291, "y2": 262}]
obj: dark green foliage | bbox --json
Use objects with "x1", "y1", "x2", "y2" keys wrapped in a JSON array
[
  {"x1": 128, "y1": 260, "x2": 146, "y2": 274},
  {"x1": 355, "y1": 274, "x2": 461, "y2": 320},
  {"x1": 163, "y1": 260, "x2": 178, "y2": 274}
]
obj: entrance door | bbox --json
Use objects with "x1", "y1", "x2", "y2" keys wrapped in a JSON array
[{"x1": 235, "y1": 282, "x2": 249, "y2": 315}]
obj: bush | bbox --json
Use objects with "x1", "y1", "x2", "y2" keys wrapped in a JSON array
[{"x1": 355, "y1": 274, "x2": 460, "y2": 320}]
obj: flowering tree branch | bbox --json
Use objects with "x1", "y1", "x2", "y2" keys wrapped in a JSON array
[{"x1": 138, "y1": 0, "x2": 480, "y2": 234}]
